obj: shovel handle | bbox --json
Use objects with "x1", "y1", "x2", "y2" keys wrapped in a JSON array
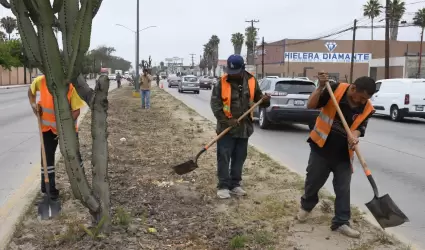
[
  {"x1": 36, "y1": 108, "x2": 50, "y2": 183},
  {"x1": 203, "y1": 97, "x2": 265, "y2": 150},
  {"x1": 324, "y1": 82, "x2": 379, "y2": 196}
]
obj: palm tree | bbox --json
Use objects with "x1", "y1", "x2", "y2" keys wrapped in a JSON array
[
  {"x1": 363, "y1": 0, "x2": 383, "y2": 40},
  {"x1": 160, "y1": 61, "x2": 164, "y2": 69},
  {"x1": 413, "y1": 8, "x2": 425, "y2": 77},
  {"x1": 203, "y1": 43, "x2": 214, "y2": 76},
  {"x1": 209, "y1": 35, "x2": 220, "y2": 77},
  {"x1": 388, "y1": 0, "x2": 406, "y2": 40},
  {"x1": 245, "y1": 26, "x2": 257, "y2": 65},
  {"x1": 0, "y1": 30, "x2": 6, "y2": 42},
  {"x1": 199, "y1": 58, "x2": 206, "y2": 75},
  {"x1": 231, "y1": 32, "x2": 244, "y2": 55},
  {"x1": 0, "y1": 16, "x2": 17, "y2": 40}
]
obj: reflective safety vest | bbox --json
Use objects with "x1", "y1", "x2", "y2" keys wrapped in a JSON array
[
  {"x1": 221, "y1": 74, "x2": 256, "y2": 119},
  {"x1": 309, "y1": 83, "x2": 374, "y2": 169},
  {"x1": 38, "y1": 76, "x2": 78, "y2": 134}
]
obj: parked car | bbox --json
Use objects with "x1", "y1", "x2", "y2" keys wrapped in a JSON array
[
  {"x1": 252, "y1": 78, "x2": 319, "y2": 129},
  {"x1": 199, "y1": 76, "x2": 215, "y2": 89},
  {"x1": 108, "y1": 74, "x2": 116, "y2": 80},
  {"x1": 297, "y1": 76, "x2": 310, "y2": 81},
  {"x1": 372, "y1": 78, "x2": 425, "y2": 121},
  {"x1": 167, "y1": 75, "x2": 181, "y2": 88},
  {"x1": 266, "y1": 76, "x2": 279, "y2": 79},
  {"x1": 178, "y1": 75, "x2": 200, "y2": 94}
]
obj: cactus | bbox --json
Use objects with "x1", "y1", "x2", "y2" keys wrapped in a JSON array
[{"x1": 1, "y1": 0, "x2": 111, "y2": 232}]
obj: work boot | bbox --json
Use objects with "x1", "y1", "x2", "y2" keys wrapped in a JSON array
[
  {"x1": 230, "y1": 187, "x2": 247, "y2": 196},
  {"x1": 336, "y1": 224, "x2": 360, "y2": 238},
  {"x1": 296, "y1": 208, "x2": 311, "y2": 222},
  {"x1": 217, "y1": 189, "x2": 231, "y2": 199}
]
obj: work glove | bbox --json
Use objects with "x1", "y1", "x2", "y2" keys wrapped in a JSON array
[{"x1": 227, "y1": 118, "x2": 239, "y2": 127}]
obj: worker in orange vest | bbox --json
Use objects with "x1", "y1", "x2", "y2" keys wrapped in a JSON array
[
  {"x1": 210, "y1": 54, "x2": 270, "y2": 199},
  {"x1": 28, "y1": 75, "x2": 86, "y2": 200},
  {"x1": 297, "y1": 71, "x2": 376, "y2": 238}
]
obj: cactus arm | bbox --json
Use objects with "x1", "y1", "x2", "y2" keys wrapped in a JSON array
[
  {"x1": 92, "y1": 0, "x2": 102, "y2": 18},
  {"x1": 52, "y1": 0, "x2": 63, "y2": 14},
  {"x1": 58, "y1": 0, "x2": 79, "y2": 67},
  {"x1": 68, "y1": 0, "x2": 92, "y2": 79},
  {"x1": 9, "y1": 0, "x2": 42, "y2": 68},
  {"x1": 0, "y1": 0, "x2": 11, "y2": 8}
]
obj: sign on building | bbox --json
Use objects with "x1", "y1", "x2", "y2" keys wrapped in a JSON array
[
  {"x1": 285, "y1": 41, "x2": 371, "y2": 63},
  {"x1": 284, "y1": 52, "x2": 371, "y2": 63}
]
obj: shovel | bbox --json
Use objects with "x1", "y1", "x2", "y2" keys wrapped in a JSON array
[
  {"x1": 173, "y1": 96, "x2": 266, "y2": 175},
  {"x1": 324, "y1": 81, "x2": 408, "y2": 228},
  {"x1": 36, "y1": 109, "x2": 61, "y2": 219}
]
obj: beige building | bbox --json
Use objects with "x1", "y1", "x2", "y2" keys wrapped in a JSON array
[
  {"x1": 0, "y1": 67, "x2": 37, "y2": 86},
  {"x1": 254, "y1": 39, "x2": 423, "y2": 82}
]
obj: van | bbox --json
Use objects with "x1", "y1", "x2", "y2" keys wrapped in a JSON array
[{"x1": 372, "y1": 78, "x2": 425, "y2": 121}]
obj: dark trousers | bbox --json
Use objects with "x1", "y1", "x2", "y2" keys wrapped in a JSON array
[
  {"x1": 216, "y1": 134, "x2": 248, "y2": 190},
  {"x1": 301, "y1": 150, "x2": 352, "y2": 230},
  {"x1": 117, "y1": 80, "x2": 121, "y2": 88},
  {"x1": 41, "y1": 130, "x2": 83, "y2": 199}
]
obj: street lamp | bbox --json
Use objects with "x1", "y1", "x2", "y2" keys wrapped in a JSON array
[{"x1": 115, "y1": 24, "x2": 157, "y2": 90}]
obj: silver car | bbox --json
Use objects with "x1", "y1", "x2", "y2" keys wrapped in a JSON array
[
  {"x1": 253, "y1": 78, "x2": 319, "y2": 129},
  {"x1": 178, "y1": 75, "x2": 200, "y2": 94}
]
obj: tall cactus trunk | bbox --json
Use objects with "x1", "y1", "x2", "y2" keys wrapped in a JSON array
[
  {"x1": 2, "y1": 0, "x2": 111, "y2": 232},
  {"x1": 90, "y1": 75, "x2": 110, "y2": 231}
]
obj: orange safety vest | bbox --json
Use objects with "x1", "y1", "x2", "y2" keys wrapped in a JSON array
[
  {"x1": 221, "y1": 74, "x2": 256, "y2": 119},
  {"x1": 309, "y1": 83, "x2": 374, "y2": 169},
  {"x1": 38, "y1": 76, "x2": 78, "y2": 134}
]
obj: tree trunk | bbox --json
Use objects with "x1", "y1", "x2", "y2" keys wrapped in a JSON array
[
  {"x1": 213, "y1": 66, "x2": 216, "y2": 77},
  {"x1": 371, "y1": 18, "x2": 374, "y2": 41},
  {"x1": 246, "y1": 46, "x2": 253, "y2": 65},
  {"x1": 90, "y1": 75, "x2": 111, "y2": 232},
  {"x1": 235, "y1": 45, "x2": 242, "y2": 55},
  {"x1": 52, "y1": 80, "x2": 99, "y2": 212}
]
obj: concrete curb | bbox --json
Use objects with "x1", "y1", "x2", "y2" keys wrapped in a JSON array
[
  {"x1": 0, "y1": 81, "x2": 117, "y2": 249},
  {"x1": 0, "y1": 85, "x2": 29, "y2": 90}
]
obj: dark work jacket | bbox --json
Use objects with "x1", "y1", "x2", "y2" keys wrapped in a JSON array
[{"x1": 210, "y1": 71, "x2": 270, "y2": 138}]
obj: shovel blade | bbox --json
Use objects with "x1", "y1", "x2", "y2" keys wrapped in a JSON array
[
  {"x1": 365, "y1": 194, "x2": 409, "y2": 228},
  {"x1": 37, "y1": 195, "x2": 61, "y2": 220},
  {"x1": 172, "y1": 160, "x2": 198, "y2": 175}
]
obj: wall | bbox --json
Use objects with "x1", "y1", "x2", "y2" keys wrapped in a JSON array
[
  {"x1": 405, "y1": 56, "x2": 425, "y2": 78},
  {"x1": 0, "y1": 67, "x2": 37, "y2": 86}
]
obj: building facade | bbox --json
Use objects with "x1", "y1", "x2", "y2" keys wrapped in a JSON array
[
  {"x1": 255, "y1": 39, "x2": 423, "y2": 82},
  {"x1": 0, "y1": 67, "x2": 37, "y2": 86}
]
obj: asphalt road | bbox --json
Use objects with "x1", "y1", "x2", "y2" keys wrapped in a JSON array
[
  {"x1": 0, "y1": 79, "x2": 117, "y2": 208},
  {"x1": 162, "y1": 80, "x2": 425, "y2": 248}
]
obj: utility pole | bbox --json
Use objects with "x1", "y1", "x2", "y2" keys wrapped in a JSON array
[
  {"x1": 189, "y1": 53, "x2": 195, "y2": 67},
  {"x1": 261, "y1": 37, "x2": 265, "y2": 77},
  {"x1": 418, "y1": 29, "x2": 424, "y2": 78},
  {"x1": 135, "y1": 0, "x2": 140, "y2": 90},
  {"x1": 385, "y1": 0, "x2": 390, "y2": 79},
  {"x1": 245, "y1": 19, "x2": 259, "y2": 65},
  {"x1": 349, "y1": 19, "x2": 357, "y2": 84}
]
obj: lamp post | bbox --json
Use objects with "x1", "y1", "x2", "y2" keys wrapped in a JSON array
[{"x1": 115, "y1": 24, "x2": 157, "y2": 90}]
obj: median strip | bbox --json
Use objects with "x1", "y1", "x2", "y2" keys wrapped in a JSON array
[{"x1": 6, "y1": 85, "x2": 410, "y2": 249}]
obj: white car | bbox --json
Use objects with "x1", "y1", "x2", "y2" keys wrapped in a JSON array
[
  {"x1": 372, "y1": 78, "x2": 425, "y2": 121},
  {"x1": 108, "y1": 74, "x2": 116, "y2": 80}
]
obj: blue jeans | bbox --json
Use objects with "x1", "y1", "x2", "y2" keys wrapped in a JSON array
[
  {"x1": 216, "y1": 134, "x2": 248, "y2": 190},
  {"x1": 140, "y1": 90, "x2": 150, "y2": 108}
]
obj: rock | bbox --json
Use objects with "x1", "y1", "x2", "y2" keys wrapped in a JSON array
[{"x1": 127, "y1": 224, "x2": 139, "y2": 235}]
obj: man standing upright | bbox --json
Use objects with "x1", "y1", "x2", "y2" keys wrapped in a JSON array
[
  {"x1": 297, "y1": 71, "x2": 376, "y2": 238},
  {"x1": 28, "y1": 75, "x2": 86, "y2": 200},
  {"x1": 210, "y1": 54, "x2": 270, "y2": 199},
  {"x1": 140, "y1": 68, "x2": 152, "y2": 109},
  {"x1": 116, "y1": 72, "x2": 122, "y2": 88}
]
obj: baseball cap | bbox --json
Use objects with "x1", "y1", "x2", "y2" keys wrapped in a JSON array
[{"x1": 226, "y1": 54, "x2": 245, "y2": 75}]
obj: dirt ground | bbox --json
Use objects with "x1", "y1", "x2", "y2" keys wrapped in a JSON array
[{"x1": 7, "y1": 85, "x2": 410, "y2": 250}]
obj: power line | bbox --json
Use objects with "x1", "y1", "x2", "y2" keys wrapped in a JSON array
[{"x1": 405, "y1": 0, "x2": 425, "y2": 5}]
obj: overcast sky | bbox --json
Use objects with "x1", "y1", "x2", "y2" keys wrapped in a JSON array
[{"x1": 1, "y1": 0, "x2": 424, "y2": 68}]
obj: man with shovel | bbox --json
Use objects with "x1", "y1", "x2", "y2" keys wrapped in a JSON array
[
  {"x1": 28, "y1": 75, "x2": 86, "y2": 201},
  {"x1": 210, "y1": 54, "x2": 270, "y2": 199},
  {"x1": 296, "y1": 71, "x2": 376, "y2": 238}
]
